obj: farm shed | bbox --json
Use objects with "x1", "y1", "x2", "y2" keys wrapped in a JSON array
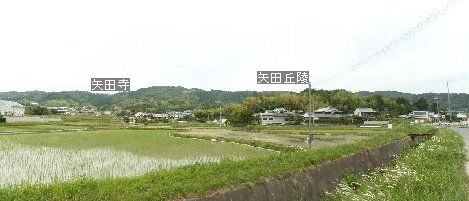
[{"x1": 0, "y1": 100, "x2": 25, "y2": 116}]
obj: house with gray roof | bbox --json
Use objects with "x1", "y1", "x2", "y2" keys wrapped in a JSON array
[
  {"x1": 353, "y1": 108, "x2": 376, "y2": 117},
  {"x1": 314, "y1": 107, "x2": 343, "y2": 118},
  {"x1": 260, "y1": 108, "x2": 292, "y2": 125}
]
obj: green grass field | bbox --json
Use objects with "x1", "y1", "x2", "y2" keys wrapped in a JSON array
[
  {"x1": 0, "y1": 124, "x2": 408, "y2": 200},
  {"x1": 0, "y1": 129, "x2": 270, "y2": 188},
  {"x1": 0, "y1": 117, "x2": 458, "y2": 200},
  {"x1": 325, "y1": 128, "x2": 469, "y2": 201},
  {"x1": 4, "y1": 130, "x2": 269, "y2": 158}
]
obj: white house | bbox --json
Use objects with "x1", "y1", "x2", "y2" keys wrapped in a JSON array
[
  {"x1": 411, "y1": 111, "x2": 432, "y2": 122},
  {"x1": 0, "y1": 100, "x2": 26, "y2": 116},
  {"x1": 260, "y1": 108, "x2": 291, "y2": 125},
  {"x1": 353, "y1": 108, "x2": 376, "y2": 117}
]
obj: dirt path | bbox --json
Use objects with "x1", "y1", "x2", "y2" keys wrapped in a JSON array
[{"x1": 451, "y1": 127, "x2": 469, "y2": 175}]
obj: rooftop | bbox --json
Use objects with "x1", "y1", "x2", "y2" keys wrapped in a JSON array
[
  {"x1": 0, "y1": 100, "x2": 25, "y2": 108},
  {"x1": 355, "y1": 108, "x2": 375, "y2": 113},
  {"x1": 315, "y1": 107, "x2": 342, "y2": 114}
]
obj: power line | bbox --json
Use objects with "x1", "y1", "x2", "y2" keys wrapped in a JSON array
[{"x1": 313, "y1": 0, "x2": 462, "y2": 85}]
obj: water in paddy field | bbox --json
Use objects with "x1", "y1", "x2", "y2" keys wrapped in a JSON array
[{"x1": 0, "y1": 141, "x2": 222, "y2": 188}]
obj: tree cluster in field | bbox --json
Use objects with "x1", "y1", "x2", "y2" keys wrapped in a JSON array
[
  {"x1": 25, "y1": 105, "x2": 56, "y2": 115},
  {"x1": 221, "y1": 89, "x2": 438, "y2": 125}
]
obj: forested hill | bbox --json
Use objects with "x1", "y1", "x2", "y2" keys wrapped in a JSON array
[
  {"x1": 0, "y1": 87, "x2": 467, "y2": 112},
  {"x1": 0, "y1": 86, "x2": 275, "y2": 112},
  {"x1": 356, "y1": 91, "x2": 469, "y2": 111}
]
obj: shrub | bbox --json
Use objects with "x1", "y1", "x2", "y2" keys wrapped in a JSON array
[{"x1": 315, "y1": 116, "x2": 366, "y2": 125}]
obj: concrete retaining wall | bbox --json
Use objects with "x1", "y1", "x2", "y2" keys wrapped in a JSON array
[{"x1": 188, "y1": 137, "x2": 413, "y2": 201}]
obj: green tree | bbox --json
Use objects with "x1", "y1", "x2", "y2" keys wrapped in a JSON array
[
  {"x1": 285, "y1": 114, "x2": 304, "y2": 125},
  {"x1": 395, "y1": 97, "x2": 412, "y2": 115},
  {"x1": 26, "y1": 106, "x2": 51, "y2": 115},
  {"x1": 413, "y1": 97, "x2": 429, "y2": 111},
  {"x1": 226, "y1": 104, "x2": 255, "y2": 126}
]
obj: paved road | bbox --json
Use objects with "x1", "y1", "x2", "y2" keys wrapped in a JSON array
[{"x1": 451, "y1": 127, "x2": 469, "y2": 175}]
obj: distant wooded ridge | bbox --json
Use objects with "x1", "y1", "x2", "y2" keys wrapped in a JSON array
[
  {"x1": 356, "y1": 91, "x2": 468, "y2": 112},
  {"x1": 0, "y1": 86, "x2": 467, "y2": 113}
]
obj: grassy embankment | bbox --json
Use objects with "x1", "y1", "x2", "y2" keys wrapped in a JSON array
[
  {"x1": 0, "y1": 125, "x2": 423, "y2": 200},
  {"x1": 325, "y1": 128, "x2": 469, "y2": 201}
]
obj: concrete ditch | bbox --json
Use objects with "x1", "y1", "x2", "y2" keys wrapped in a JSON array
[{"x1": 185, "y1": 135, "x2": 423, "y2": 201}]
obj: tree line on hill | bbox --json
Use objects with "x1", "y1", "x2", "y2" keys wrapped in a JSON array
[
  {"x1": 220, "y1": 89, "x2": 444, "y2": 125},
  {"x1": 0, "y1": 86, "x2": 467, "y2": 124}
]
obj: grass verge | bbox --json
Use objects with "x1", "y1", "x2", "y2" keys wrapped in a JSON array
[{"x1": 325, "y1": 128, "x2": 469, "y2": 201}]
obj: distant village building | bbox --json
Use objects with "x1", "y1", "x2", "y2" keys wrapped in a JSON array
[
  {"x1": 133, "y1": 110, "x2": 193, "y2": 120},
  {"x1": 353, "y1": 108, "x2": 376, "y2": 117},
  {"x1": 409, "y1": 111, "x2": 443, "y2": 123},
  {"x1": 457, "y1": 112, "x2": 468, "y2": 121},
  {"x1": 47, "y1": 107, "x2": 76, "y2": 115},
  {"x1": 260, "y1": 108, "x2": 292, "y2": 125},
  {"x1": 314, "y1": 107, "x2": 343, "y2": 118},
  {"x1": 151, "y1": 113, "x2": 168, "y2": 119},
  {"x1": 213, "y1": 118, "x2": 228, "y2": 125},
  {"x1": 57, "y1": 107, "x2": 71, "y2": 115},
  {"x1": 168, "y1": 110, "x2": 194, "y2": 120},
  {"x1": 134, "y1": 112, "x2": 148, "y2": 118},
  {"x1": 461, "y1": 120, "x2": 469, "y2": 127},
  {"x1": 0, "y1": 100, "x2": 26, "y2": 116},
  {"x1": 410, "y1": 111, "x2": 432, "y2": 122},
  {"x1": 302, "y1": 113, "x2": 319, "y2": 120},
  {"x1": 102, "y1": 111, "x2": 113, "y2": 115},
  {"x1": 80, "y1": 107, "x2": 94, "y2": 115}
]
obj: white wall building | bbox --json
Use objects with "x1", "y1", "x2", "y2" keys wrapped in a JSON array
[
  {"x1": 353, "y1": 108, "x2": 376, "y2": 117},
  {"x1": 260, "y1": 108, "x2": 291, "y2": 125},
  {"x1": 0, "y1": 100, "x2": 26, "y2": 116}
]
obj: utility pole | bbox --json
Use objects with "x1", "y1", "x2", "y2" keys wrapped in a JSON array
[
  {"x1": 219, "y1": 105, "x2": 222, "y2": 126},
  {"x1": 447, "y1": 82, "x2": 452, "y2": 123},
  {"x1": 308, "y1": 82, "x2": 313, "y2": 148},
  {"x1": 434, "y1": 96, "x2": 441, "y2": 122}
]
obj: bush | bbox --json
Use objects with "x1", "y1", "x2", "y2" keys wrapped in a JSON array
[
  {"x1": 285, "y1": 114, "x2": 304, "y2": 125},
  {"x1": 315, "y1": 116, "x2": 366, "y2": 125}
]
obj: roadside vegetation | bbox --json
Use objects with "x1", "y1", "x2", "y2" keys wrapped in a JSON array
[{"x1": 325, "y1": 128, "x2": 469, "y2": 201}]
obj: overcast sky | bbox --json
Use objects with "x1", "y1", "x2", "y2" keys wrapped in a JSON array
[{"x1": 0, "y1": 0, "x2": 468, "y2": 93}]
